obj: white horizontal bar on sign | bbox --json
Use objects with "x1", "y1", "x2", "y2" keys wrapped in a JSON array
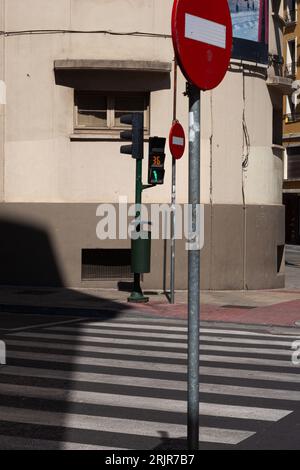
[
  {"x1": 185, "y1": 13, "x2": 226, "y2": 49},
  {"x1": 172, "y1": 136, "x2": 184, "y2": 146}
]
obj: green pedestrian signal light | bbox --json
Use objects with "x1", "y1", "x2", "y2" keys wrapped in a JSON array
[
  {"x1": 148, "y1": 137, "x2": 166, "y2": 185},
  {"x1": 120, "y1": 113, "x2": 144, "y2": 160}
]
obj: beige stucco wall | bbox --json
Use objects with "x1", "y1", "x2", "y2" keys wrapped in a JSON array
[
  {"x1": 0, "y1": 0, "x2": 5, "y2": 202},
  {"x1": 1, "y1": 0, "x2": 283, "y2": 207},
  {"x1": 0, "y1": 0, "x2": 286, "y2": 291}
]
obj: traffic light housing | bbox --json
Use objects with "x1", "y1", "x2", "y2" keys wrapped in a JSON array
[
  {"x1": 120, "y1": 113, "x2": 144, "y2": 159},
  {"x1": 148, "y1": 137, "x2": 166, "y2": 185}
]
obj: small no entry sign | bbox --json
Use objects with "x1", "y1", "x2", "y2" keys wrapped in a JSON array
[
  {"x1": 169, "y1": 121, "x2": 185, "y2": 160},
  {"x1": 172, "y1": 0, "x2": 232, "y2": 91}
]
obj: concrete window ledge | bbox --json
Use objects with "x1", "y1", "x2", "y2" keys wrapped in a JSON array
[
  {"x1": 54, "y1": 60, "x2": 172, "y2": 93},
  {"x1": 54, "y1": 60, "x2": 172, "y2": 73},
  {"x1": 70, "y1": 133, "x2": 150, "y2": 142}
]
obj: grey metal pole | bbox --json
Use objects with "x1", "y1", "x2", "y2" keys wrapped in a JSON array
[
  {"x1": 187, "y1": 83, "x2": 200, "y2": 451},
  {"x1": 170, "y1": 157, "x2": 176, "y2": 304},
  {"x1": 170, "y1": 59, "x2": 178, "y2": 304}
]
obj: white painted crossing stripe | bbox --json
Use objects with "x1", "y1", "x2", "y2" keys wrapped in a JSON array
[
  {"x1": 7, "y1": 350, "x2": 186, "y2": 373},
  {"x1": 45, "y1": 321, "x2": 300, "y2": 341},
  {"x1": 4, "y1": 365, "x2": 300, "y2": 402},
  {"x1": 200, "y1": 344, "x2": 293, "y2": 357},
  {"x1": 6, "y1": 337, "x2": 294, "y2": 359},
  {"x1": 200, "y1": 383, "x2": 300, "y2": 402},
  {"x1": 14, "y1": 331, "x2": 188, "y2": 349},
  {"x1": 11, "y1": 329, "x2": 296, "y2": 354},
  {"x1": 6, "y1": 339, "x2": 187, "y2": 360},
  {"x1": 82, "y1": 321, "x2": 187, "y2": 332},
  {"x1": 21, "y1": 327, "x2": 296, "y2": 347},
  {"x1": 200, "y1": 366, "x2": 300, "y2": 384},
  {"x1": 50, "y1": 322, "x2": 299, "y2": 340},
  {"x1": 199, "y1": 427, "x2": 254, "y2": 445},
  {"x1": 0, "y1": 435, "x2": 125, "y2": 450},
  {"x1": 48, "y1": 326, "x2": 186, "y2": 339},
  {"x1": 6, "y1": 349, "x2": 295, "y2": 377},
  {"x1": 0, "y1": 406, "x2": 252, "y2": 445},
  {"x1": 2, "y1": 365, "x2": 188, "y2": 391},
  {"x1": 200, "y1": 403, "x2": 290, "y2": 422},
  {"x1": 200, "y1": 328, "x2": 300, "y2": 340},
  {"x1": 0, "y1": 382, "x2": 291, "y2": 422},
  {"x1": 97, "y1": 316, "x2": 187, "y2": 326},
  {"x1": 6, "y1": 347, "x2": 297, "y2": 375},
  {"x1": 5, "y1": 317, "x2": 85, "y2": 333},
  {"x1": 185, "y1": 13, "x2": 226, "y2": 49},
  {"x1": 172, "y1": 136, "x2": 184, "y2": 146},
  {"x1": 200, "y1": 354, "x2": 294, "y2": 369},
  {"x1": 200, "y1": 335, "x2": 294, "y2": 347}
]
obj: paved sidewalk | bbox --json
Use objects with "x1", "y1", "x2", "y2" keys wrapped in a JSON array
[{"x1": 1, "y1": 285, "x2": 300, "y2": 327}]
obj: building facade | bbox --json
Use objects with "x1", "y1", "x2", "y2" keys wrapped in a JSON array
[
  {"x1": 282, "y1": 0, "x2": 300, "y2": 244},
  {"x1": 0, "y1": 0, "x2": 287, "y2": 290}
]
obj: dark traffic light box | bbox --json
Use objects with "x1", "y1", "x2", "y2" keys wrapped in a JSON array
[
  {"x1": 148, "y1": 137, "x2": 166, "y2": 185},
  {"x1": 120, "y1": 113, "x2": 144, "y2": 160}
]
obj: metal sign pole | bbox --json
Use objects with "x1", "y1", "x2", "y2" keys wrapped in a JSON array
[
  {"x1": 170, "y1": 59, "x2": 178, "y2": 304},
  {"x1": 187, "y1": 82, "x2": 200, "y2": 451},
  {"x1": 170, "y1": 156, "x2": 176, "y2": 304}
]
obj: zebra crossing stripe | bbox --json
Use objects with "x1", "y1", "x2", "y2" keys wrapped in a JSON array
[
  {"x1": 5, "y1": 337, "x2": 295, "y2": 358},
  {"x1": 200, "y1": 335, "x2": 294, "y2": 347},
  {"x1": 13, "y1": 330, "x2": 296, "y2": 349},
  {"x1": 0, "y1": 365, "x2": 188, "y2": 391},
  {"x1": 200, "y1": 354, "x2": 294, "y2": 369},
  {"x1": 7, "y1": 350, "x2": 187, "y2": 373},
  {"x1": 6, "y1": 341, "x2": 296, "y2": 369},
  {"x1": 13, "y1": 331, "x2": 189, "y2": 349},
  {"x1": 16, "y1": 326, "x2": 296, "y2": 347},
  {"x1": 199, "y1": 344, "x2": 293, "y2": 357},
  {"x1": 47, "y1": 326, "x2": 187, "y2": 340},
  {"x1": 0, "y1": 382, "x2": 291, "y2": 422},
  {"x1": 6, "y1": 339, "x2": 187, "y2": 360},
  {"x1": 82, "y1": 323, "x2": 300, "y2": 341},
  {"x1": 199, "y1": 427, "x2": 254, "y2": 445},
  {"x1": 200, "y1": 328, "x2": 300, "y2": 340},
  {"x1": 82, "y1": 321, "x2": 188, "y2": 332},
  {"x1": 200, "y1": 383, "x2": 300, "y2": 402},
  {"x1": 0, "y1": 435, "x2": 126, "y2": 450},
  {"x1": 0, "y1": 406, "x2": 253, "y2": 444},
  {"x1": 200, "y1": 366, "x2": 300, "y2": 383},
  {"x1": 1, "y1": 321, "x2": 299, "y2": 449},
  {"x1": 3, "y1": 364, "x2": 300, "y2": 402},
  {"x1": 7, "y1": 340, "x2": 294, "y2": 372}
]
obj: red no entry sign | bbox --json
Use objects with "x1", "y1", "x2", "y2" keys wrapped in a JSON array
[
  {"x1": 172, "y1": 0, "x2": 232, "y2": 91},
  {"x1": 169, "y1": 121, "x2": 185, "y2": 160}
]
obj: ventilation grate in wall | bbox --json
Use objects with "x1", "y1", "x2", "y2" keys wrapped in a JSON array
[{"x1": 81, "y1": 249, "x2": 132, "y2": 281}]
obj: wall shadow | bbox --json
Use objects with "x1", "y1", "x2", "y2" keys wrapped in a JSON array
[
  {"x1": 0, "y1": 216, "x2": 135, "y2": 449},
  {"x1": 55, "y1": 69, "x2": 171, "y2": 93}
]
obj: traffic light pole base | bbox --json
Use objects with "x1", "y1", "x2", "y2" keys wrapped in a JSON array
[
  {"x1": 128, "y1": 273, "x2": 149, "y2": 303},
  {"x1": 127, "y1": 291, "x2": 149, "y2": 303}
]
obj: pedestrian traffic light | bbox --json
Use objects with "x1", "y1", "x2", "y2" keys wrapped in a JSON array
[
  {"x1": 148, "y1": 137, "x2": 166, "y2": 185},
  {"x1": 120, "y1": 113, "x2": 144, "y2": 160}
]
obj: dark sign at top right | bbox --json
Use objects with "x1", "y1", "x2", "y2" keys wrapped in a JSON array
[{"x1": 228, "y1": 0, "x2": 269, "y2": 64}]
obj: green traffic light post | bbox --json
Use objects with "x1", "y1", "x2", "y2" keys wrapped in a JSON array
[{"x1": 120, "y1": 113, "x2": 166, "y2": 303}]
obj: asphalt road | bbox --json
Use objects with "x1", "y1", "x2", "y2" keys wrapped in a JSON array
[{"x1": 0, "y1": 312, "x2": 300, "y2": 450}]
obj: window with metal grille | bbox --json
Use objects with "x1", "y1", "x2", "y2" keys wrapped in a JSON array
[
  {"x1": 74, "y1": 91, "x2": 150, "y2": 134},
  {"x1": 81, "y1": 249, "x2": 132, "y2": 280}
]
